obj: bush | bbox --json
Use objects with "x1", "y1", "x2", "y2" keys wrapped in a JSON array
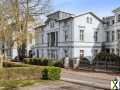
[
  {"x1": 93, "y1": 51, "x2": 120, "y2": 71},
  {"x1": 53, "y1": 61, "x2": 64, "y2": 68},
  {"x1": 24, "y1": 58, "x2": 53, "y2": 66},
  {"x1": 3, "y1": 61, "x2": 31, "y2": 67},
  {"x1": 93, "y1": 52, "x2": 120, "y2": 64},
  {"x1": 79, "y1": 57, "x2": 90, "y2": 65},
  {"x1": 0, "y1": 66, "x2": 44, "y2": 80},
  {"x1": 42, "y1": 66, "x2": 61, "y2": 80}
]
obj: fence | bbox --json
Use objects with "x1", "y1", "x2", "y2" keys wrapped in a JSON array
[
  {"x1": 64, "y1": 58, "x2": 120, "y2": 72},
  {"x1": 93, "y1": 61, "x2": 120, "y2": 72}
]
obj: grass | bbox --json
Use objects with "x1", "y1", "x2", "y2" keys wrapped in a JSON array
[{"x1": 0, "y1": 80, "x2": 52, "y2": 90}]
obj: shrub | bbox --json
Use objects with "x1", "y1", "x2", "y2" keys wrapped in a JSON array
[
  {"x1": 42, "y1": 58, "x2": 53, "y2": 66},
  {"x1": 42, "y1": 66, "x2": 61, "y2": 80},
  {"x1": 79, "y1": 57, "x2": 90, "y2": 65},
  {"x1": 23, "y1": 58, "x2": 53, "y2": 66},
  {"x1": 93, "y1": 52, "x2": 120, "y2": 64},
  {"x1": 3, "y1": 61, "x2": 31, "y2": 67},
  {"x1": 53, "y1": 61, "x2": 64, "y2": 68},
  {"x1": 93, "y1": 51, "x2": 120, "y2": 71},
  {"x1": 0, "y1": 66, "x2": 44, "y2": 80}
]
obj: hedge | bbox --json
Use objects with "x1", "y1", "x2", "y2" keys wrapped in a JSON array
[
  {"x1": 42, "y1": 66, "x2": 61, "y2": 80},
  {"x1": 3, "y1": 61, "x2": 31, "y2": 67},
  {"x1": 24, "y1": 58, "x2": 53, "y2": 66},
  {"x1": 0, "y1": 67, "x2": 43, "y2": 80},
  {"x1": 0, "y1": 66, "x2": 61, "y2": 80},
  {"x1": 23, "y1": 58, "x2": 64, "y2": 68}
]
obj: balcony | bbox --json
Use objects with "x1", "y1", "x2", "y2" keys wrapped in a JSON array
[{"x1": 47, "y1": 32, "x2": 58, "y2": 47}]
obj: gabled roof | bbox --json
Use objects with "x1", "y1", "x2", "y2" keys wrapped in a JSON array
[
  {"x1": 75, "y1": 12, "x2": 103, "y2": 23},
  {"x1": 47, "y1": 11, "x2": 75, "y2": 17}
]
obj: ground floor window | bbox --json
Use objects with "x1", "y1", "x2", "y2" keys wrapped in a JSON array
[
  {"x1": 42, "y1": 49, "x2": 44, "y2": 57},
  {"x1": 64, "y1": 49, "x2": 68, "y2": 57},
  {"x1": 80, "y1": 50, "x2": 84, "y2": 57},
  {"x1": 37, "y1": 49, "x2": 39, "y2": 58},
  {"x1": 47, "y1": 49, "x2": 57, "y2": 59},
  {"x1": 48, "y1": 50, "x2": 50, "y2": 58},
  {"x1": 106, "y1": 48, "x2": 110, "y2": 53}
]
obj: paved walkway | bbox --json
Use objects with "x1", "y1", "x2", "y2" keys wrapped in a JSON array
[
  {"x1": 61, "y1": 69, "x2": 120, "y2": 89},
  {"x1": 18, "y1": 81, "x2": 103, "y2": 90}
]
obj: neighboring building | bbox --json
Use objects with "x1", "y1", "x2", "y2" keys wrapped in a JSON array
[
  {"x1": 102, "y1": 7, "x2": 120, "y2": 56},
  {"x1": 32, "y1": 11, "x2": 104, "y2": 60}
]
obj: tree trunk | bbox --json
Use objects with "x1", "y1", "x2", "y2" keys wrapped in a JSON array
[{"x1": 17, "y1": 43, "x2": 26, "y2": 61}]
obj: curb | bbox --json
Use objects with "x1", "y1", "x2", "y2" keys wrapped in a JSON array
[{"x1": 61, "y1": 78, "x2": 110, "y2": 89}]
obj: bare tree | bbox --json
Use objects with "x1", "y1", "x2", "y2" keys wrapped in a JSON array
[{"x1": 0, "y1": 0, "x2": 52, "y2": 67}]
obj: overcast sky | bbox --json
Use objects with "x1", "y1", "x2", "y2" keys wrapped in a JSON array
[{"x1": 52, "y1": 0, "x2": 120, "y2": 18}]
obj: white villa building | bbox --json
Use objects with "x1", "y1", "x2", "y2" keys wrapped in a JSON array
[{"x1": 32, "y1": 7, "x2": 120, "y2": 61}]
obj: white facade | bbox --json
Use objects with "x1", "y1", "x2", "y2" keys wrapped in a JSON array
[{"x1": 33, "y1": 8, "x2": 120, "y2": 61}]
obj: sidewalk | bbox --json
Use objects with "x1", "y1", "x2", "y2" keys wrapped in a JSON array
[{"x1": 61, "y1": 69, "x2": 120, "y2": 89}]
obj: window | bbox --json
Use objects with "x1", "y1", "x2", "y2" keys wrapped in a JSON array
[
  {"x1": 94, "y1": 32, "x2": 98, "y2": 42},
  {"x1": 37, "y1": 49, "x2": 39, "y2": 58},
  {"x1": 80, "y1": 30, "x2": 84, "y2": 41},
  {"x1": 112, "y1": 20, "x2": 115, "y2": 25},
  {"x1": 106, "y1": 48, "x2": 110, "y2": 53},
  {"x1": 118, "y1": 14, "x2": 120, "y2": 22},
  {"x1": 50, "y1": 21, "x2": 55, "y2": 28},
  {"x1": 106, "y1": 31, "x2": 110, "y2": 42},
  {"x1": 42, "y1": 49, "x2": 44, "y2": 57},
  {"x1": 51, "y1": 50, "x2": 56, "y2": 59},
  {"x1": 56, "y1": 32, "x2": 58, "y2": 46},
  {"x1": 64, "y1": 30, "x2": 68, "y2": 41},
  {"x1": 48, "y1": 49, "x2": 50, "y2": 58},
  {"x1": 80, "y1": 50, "x2": 84, "y2": 57},
  {"x1": 63, "y1": 21, "x2": 67, "y2": 27},
  {"x1": 47, "y1": 33, "x2": 50, "y2": 46},
  {"x1": 87, "y1": 17, "x2": 89, "y2": 23},
  {"x1": 51, "y1": 32, "x2": 55, "y2": 46},
  {"x1": 86, "y1": 17, "x2": 92, "y2": 24},
  {"x1": 42, "y1": 34, "x2": 44, "y2": 44},
  {"x1": 64, "y1": 50, "x2": 68, "y2": 57},
  {"x1": 48, "y1": 32, "x2": 58, "y2": 47},
  {"x1": 90, "y1": 17, "x2": 92, "y2": 24},
  {"x1": 117, "y1": 30, "x2": 120, "y2": 40},
  {"x1": 106, "y1": 21, "x2": 110, "y2": 25},
  {"x1": 112, "y1": 31, "x2": 114, "y2": 41}
]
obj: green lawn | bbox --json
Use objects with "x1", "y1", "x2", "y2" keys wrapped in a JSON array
[{"x1": 0, "y1": 80, "x2": 52, "y2": 90}]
